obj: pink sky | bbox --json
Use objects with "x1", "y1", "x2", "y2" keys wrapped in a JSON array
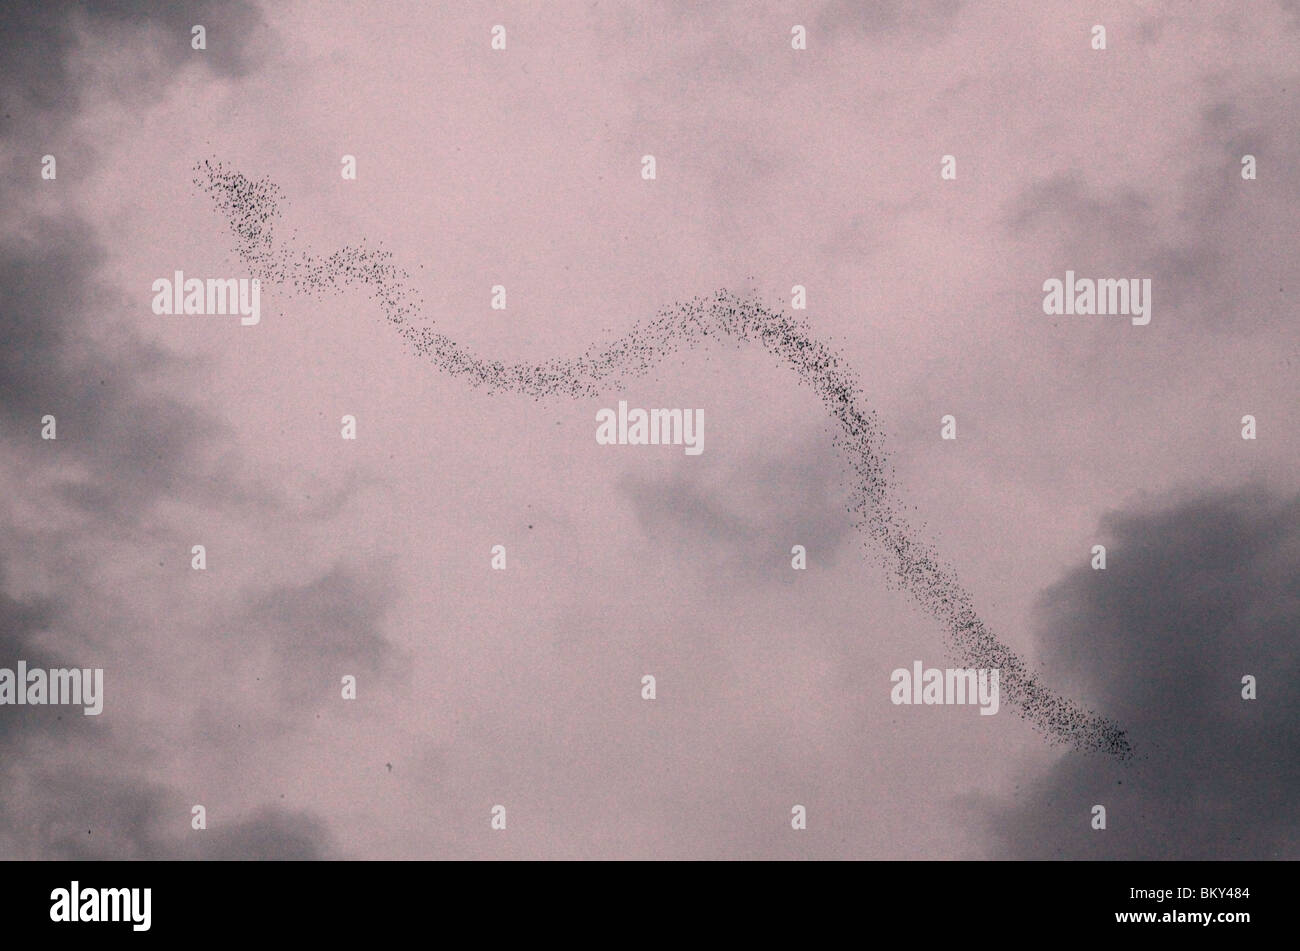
[{"x1": 1, "y1": 0, "x2": 1297, "y2": 859}]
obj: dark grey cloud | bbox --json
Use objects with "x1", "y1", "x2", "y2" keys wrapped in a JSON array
[
  {"x1": 0, "y1": 0, "x2": 265, "y2": 119},
  {"x1": 15, "y1": 768, "x2": 336, "y2": 860},
  {"x1": 0, "y1": 220, "x2": 105, "y2": 420},
  {"x1": 0, "y1": 0, "x2": 271, "y2": 520},
  {"x1": 0, "y1": 217, "x2": 230, "y2": 527},
  {"x1": 0, "y1": 561, "x2": 76, "y2": 749},
  {"x1": 191, "y1": 804, "x2": 337, "y2": 860},
  {"x1": 0, "y1": 557, "x2": 117, "y2": 859},
  {"x1": 0, "y1": 548, "x2": 352, "y2": 858},
  {"x1": 23, "y1": 771, "x2": 174, "y2": 859},
  {"x1": 0, "y1": 0, "x2": 327, "y2": 862},
  {"x1": 983, "y1": 485, "x2": 1300, "y2": 858},
  {"x1": 237, "y1": 561, "x2": 407, "y2": 713}
]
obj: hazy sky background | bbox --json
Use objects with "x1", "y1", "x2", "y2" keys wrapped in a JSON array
[{"x1": 1, "y1": 0, "x2": 1297, "y2": 859}]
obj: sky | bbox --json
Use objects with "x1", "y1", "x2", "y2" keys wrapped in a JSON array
[{"x1": 0, "y1": 0, "x2": 1297, "y2": 859}]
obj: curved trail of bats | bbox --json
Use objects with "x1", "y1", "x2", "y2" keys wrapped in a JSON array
[{"x1": 196, "y1": 160, "x2": 1132, "y2": 760}]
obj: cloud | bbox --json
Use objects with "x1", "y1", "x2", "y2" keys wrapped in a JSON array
[
  {"x1": 7, "y1": 766, "x2": 336, "y2": 859},
  {"x1": 0, "y1": 0, "x2": 321, "y2": 862},
  {"x1": 0, "y1": 0, "x2": 265, "y2": 117},
  {"x1": 0, "y1": 217, "x2": 232, "y2": 528},
  {"x1": 983, "y1": 485, "x2": 1300, "y2": 858},
  {"x1": 1003, "y1": 77, "x2": 1300, "y2": 335},
  {"x1": 16, "y1": 771, "x2": 174, "y2": 860},
  {"x1": 190, "y1": 804, "x2": 337, "y2": 860},
  {"x1": 616, "y1": 434, "x2": 856, "y2": 582},
  {"x1": 235, "y1": 561, "x2": 407, "y2": 713},
  {"x1": 0, "y1": 0, "x2": 275, "y2": 523},
  {"x1": 817, "y1": 0, "x2": 963, "y2": 40},
  {"x1": 0, "y1": 562, "x2": 71, "y2": 749}
]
